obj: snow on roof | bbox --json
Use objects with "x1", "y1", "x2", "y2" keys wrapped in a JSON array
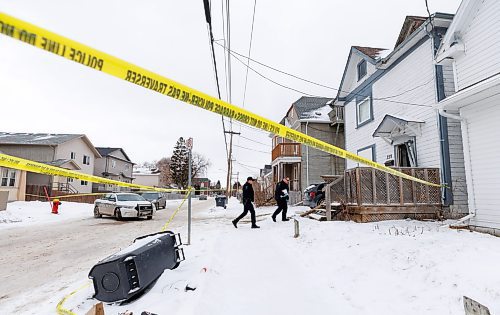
[
  {"x1": 301, "y1": 104, "x2": 332, "y2": 123},
  {"x1": 0, "y1": 132, "x2": 83, "y2": 145},
  {"x1": 133, "y1": 166, "x2": 160, "y2": 175}
]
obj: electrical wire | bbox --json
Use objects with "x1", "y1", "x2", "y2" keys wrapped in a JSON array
[
  {"x1": 425, "y1": 0, "x2": 435, "y2": 33},
  {"x1": 233, "y1": 144, "x2": 269, "y2": 155},
  {"x1": 221, "y1": 0, "x2": 229, "y2": 101},
  {"x1": 235, "y1": 160, "x2": 263, "y2": 170},
  {"x1": 238, "y1": 134, "x2": 271, "y2": 147},
  {"x1": 216, "y1": 42, "x2": 434, "y2": 108},
  {"x1": 203, "y1": 0, "x2": 229, "y2": 159},
  {"x1": 242, "y1": 0, "x2": 257, "y2": 108},
  {"x1": 225, "y1": 46, "x2": 321, "y2": 97},
  {"x1": 215, "y1": 41, "x2": 336, "y2": 91}
]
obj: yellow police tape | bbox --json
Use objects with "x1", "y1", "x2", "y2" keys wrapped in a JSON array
[
  {"x1": 161, "y1": 188, "x2": 193, "y2": 232},
  {"x1": 0, "y1": 153, "x2": 231, "y2": 194},
  {"x1": 24, "y1": 190, "x2": 227, "y2": 201},
  {"x1": 56, "y1": 189, "x2": 192, "y2": 315},
  {"x1": 0, "y1": 12, "x2": 441, "y2": 188},
  {"x1": 0, "y1": 152, "x2": 181, "y2": 192},
  {"x1": 56, "y1": 281, "x2": 91, "y2": 315}
]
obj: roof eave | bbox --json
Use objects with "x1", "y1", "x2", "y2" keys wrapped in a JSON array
[{"x1": 379, "y1": 13, "x2": 453, "y2": 70}]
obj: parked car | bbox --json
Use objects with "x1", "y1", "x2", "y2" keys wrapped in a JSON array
[
  {"x1": 139, "y1": 191, "x2": 167, "y2": 210},
  {"x1": 94, "y1": 193, "x2": 155, "y2": 220},
  {"x1": 303, "y1": 183, "x2": 326, "y2": 208},
  {"x1": 198, "y1": 194, "x2": 208, "y2": 200}
]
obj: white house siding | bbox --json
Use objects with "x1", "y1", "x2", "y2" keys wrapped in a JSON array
[
  {"x1": 55, "y1": 138, "x2": 97, "y2": 194},
  {"x1": 454, "y1": 0, "x2": 500, "y2": 90},
  {"x1": 345, "y1": 39, "x2": 441, "y2": 170},
  {"x1": 460, "y1": 96, "x2": 500, "y2": 229},
  {"x1": 0, "y1": 167, "x2": 25, "y2": 201},
  {"x1": 340, "y1": 53, "x2": 378, "y2": 99}
]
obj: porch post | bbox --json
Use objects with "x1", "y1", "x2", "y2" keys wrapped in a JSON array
[{"x1": 326, "y1": 182, "x2": 332, "y2": 221}]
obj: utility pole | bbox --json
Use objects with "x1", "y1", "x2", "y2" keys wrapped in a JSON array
[
  {"x1": 224, "y1": 131, "x2": 240, "y2": 197},
  {"x1": 186, "y1": 137, "x2": 193, "y2": 245}
]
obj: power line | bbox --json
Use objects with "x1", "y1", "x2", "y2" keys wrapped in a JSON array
[
  {"x1": 235, "y1": 160, "x2": 263, "y2": 170},
  {"x1": 215, "y1": 41, "x2": 336, "y2": 91},
  {"x1": 424, "y1": 0, "x2": 435, "y2": 33},
  {"x1": 238, "y1": 134, "x2": 271, "y2": 147},
  {"x1": 242, "y1": 0, "x2": 257, "y2": 108},
  {"x1": 216, "y1": 42, "x2": 434, "y2": 108},
  {"x1": 203, "y1": 0, "x2": 229, "y2": 159},
  {"x1": 233, "y1": 144, "x2": 269, "y2": 155},
  {"x1": 224, "y1": 46, "x2": 321, "y2": 97},
  {"x1": 234, "y1": 161, "x2": 260, "y2": 173},
  {"x1": 375, "y1": 76, "x2": 435, "y2": 100},
  {"x1": 220, "y1": 0, "x2": 229, "y2": 100}
]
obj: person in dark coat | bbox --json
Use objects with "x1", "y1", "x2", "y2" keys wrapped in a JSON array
[
  {"x1": 272, "y1": 177, "x2": 290, "y2": 222},
  {"x1": 232, "y1": 177, "x2": 260, "y2": 229}
]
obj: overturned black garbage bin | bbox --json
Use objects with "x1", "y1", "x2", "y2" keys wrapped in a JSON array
[
  {"x1": 88, "y1": 231, "x2": 185, "y2": 303},
  {"x1": 215, "y1": 195, "x2": 227, "y2": 209}
]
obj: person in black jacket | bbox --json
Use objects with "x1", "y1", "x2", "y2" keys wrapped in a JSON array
[
  {"x1": 232, "y1": 177, "x2": 260, "y2": 229},
  {"x1": 272, "y1": 177, "x2": 290, "y2": 222}
]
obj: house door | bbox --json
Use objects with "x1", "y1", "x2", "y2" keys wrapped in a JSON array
[{"x1": 395, "y1": 140, "x2": 417, "y2": 167}]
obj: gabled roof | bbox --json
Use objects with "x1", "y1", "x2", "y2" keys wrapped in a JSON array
[
  {"x1": 337, "y1": 13, "x2": 453, "y2": 100},
  {"x1": 352, "y1": 46, "x2": 387, "y2": 60},
  {"x1": 0, "y1": 132, "x2": 101, "y2": 158},
  {"x1": 288, "y1": 96, "x2": 333, "y2": 122},
  {"x1": 0, "y1": 132, "x2": 83, "y2": 146},
  {"x1": 42, "y1": 159, "x2": 81, "y2": 170},
  {"x1": 394, "y1": 16, "x2": 427, "y2": 48},
  {"x1": 96, "y1": 147, "x2": 132, "y2": 162},
  {"x1": 336, "y1": 46, "x2": 388, "y2": 100}
]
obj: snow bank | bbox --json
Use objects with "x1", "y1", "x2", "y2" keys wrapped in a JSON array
[{"x1": 0, "y1": 201, "x2": 92, "y2": 229}]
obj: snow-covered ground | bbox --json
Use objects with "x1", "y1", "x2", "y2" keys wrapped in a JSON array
[
  {"x1": 1, "y1": 199, "x2": 500, "y2": 314},
  {"x1": 0, "y1": 201, "x2": 91, "y2": 228}
]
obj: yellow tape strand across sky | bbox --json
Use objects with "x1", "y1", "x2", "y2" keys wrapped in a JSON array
[{"x1": 0, "y1": 12, "x2": 441, "y2": 187}]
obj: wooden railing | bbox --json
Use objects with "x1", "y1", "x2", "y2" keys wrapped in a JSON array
[
  {"x1": 272, "y1": 143, "x2": 301, "y2": 161},
  {"x1": 344, "y1": 167, "x2": 441, "y2": 206},
  {"x1": 330, "y1": 105, "x2": 344, "y2": 124}
]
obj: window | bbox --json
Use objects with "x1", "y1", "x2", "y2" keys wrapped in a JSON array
[
  {"x1": 357, "y1": 97, "x2": 372, "y2": 126},
  {"x1": 1, "y1": 169, "x2": 16, "y2": 187},
  {"x1": 68, "y1": 178, "x2": 74, "y2": 183},
  {"x1": 70, "y1": 152, "x2": 76, "y2": 159},
  {"x1": 357, "y1": 145, "x2": 375, "y2": 165},
  {"x1": 111, "y1": 160, "x2": 116, "y2": 168},
  {"x1": 83, "y1": 155, "x2": 90, "y2": 165},
  {"x1": 357, "y1": 59, "x2": 367, "y2": 81},
  {"x1": 81, "y1": 180, "x2": 88, "y2": 186},
  {"x1": 124, "y1": 164, "x2": 129, "y2": 171}
]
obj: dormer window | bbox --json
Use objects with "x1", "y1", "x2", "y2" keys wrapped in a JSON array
[{"x1": 357, "y1": 59, "x2": 367, "y2": 81}]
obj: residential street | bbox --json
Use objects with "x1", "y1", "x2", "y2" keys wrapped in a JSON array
[{"x1": 0, "y1": 199, "x2": 213, "y2": 314}]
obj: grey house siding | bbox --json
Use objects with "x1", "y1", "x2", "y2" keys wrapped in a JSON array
[
  {"x1": 299, "y1": 122, "x2": 344, "y2": 187},
  {"x1": 0, "y1": 144, "x2": 55, "y2": 162},
  {"x1": 94, "y1": 157, "x2": 107, "y2": 178},
  {"x1": 442, "y1": 62, "x2": 469, "y2": 216},
  {"x1": 447, "y1": 118, "x2": 469, "y2": 217}
]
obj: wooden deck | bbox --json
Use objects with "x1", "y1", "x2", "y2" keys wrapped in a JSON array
[{"x1": 325, "y1": 167, "x2": 442, "y2": 222}]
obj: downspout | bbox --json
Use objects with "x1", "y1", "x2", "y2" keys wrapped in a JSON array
[
  {"x1": 438, "y1": 109, "x2": 476, "y2": 226},
  {"x1": 305, "y1": 121, "x2": 309, "y2": 187}
]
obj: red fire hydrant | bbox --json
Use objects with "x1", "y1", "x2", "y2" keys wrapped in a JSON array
[{"x1": 52, "y1": 198, "x2": 62, "y2": 214}]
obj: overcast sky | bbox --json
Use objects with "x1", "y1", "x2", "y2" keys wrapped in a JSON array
[{"x1": 0, "y1": 0, "x2": 460, "y2": 184}]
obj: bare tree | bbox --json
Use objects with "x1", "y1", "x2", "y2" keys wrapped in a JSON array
[
  {"x1": 156, "y1": 157, "x2": 172, "y2": 186},
  {"x1": 191, "y1": 152, "x2": 211, "y2": 179}
]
